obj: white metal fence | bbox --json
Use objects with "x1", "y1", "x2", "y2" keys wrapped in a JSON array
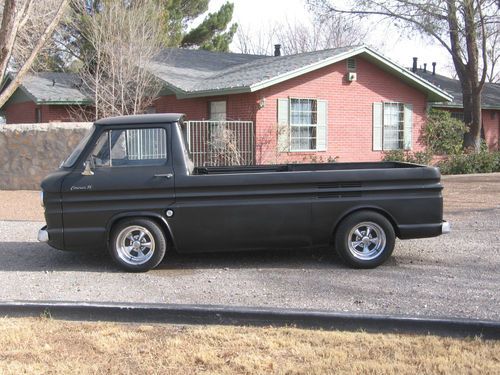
[
  {"x1": 126, "y1": 128, "x2": 167, "y2": 160},
  {"x1": 185, "y1": 120, "x2": 255, "y2": 167}
]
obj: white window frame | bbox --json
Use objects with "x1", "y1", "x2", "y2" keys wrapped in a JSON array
[
  {"x1": 209, "y1": 101, "x2": 227, "y2": 121},
  {"x1": 382, "y1": 102, "x2": 405, "y2": 150},
  {"x1": 289, "y1": 98, "x2": 318, "y2": 152}
]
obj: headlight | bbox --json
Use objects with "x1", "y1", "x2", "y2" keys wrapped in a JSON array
[{"x1": 40, "y1": 191, "x2": 44, "y2": 207}]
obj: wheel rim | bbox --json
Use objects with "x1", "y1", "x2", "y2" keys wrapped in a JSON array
[
  {"x1": 115, "y1": 226, "x2": 155, "y2": 265},
  {"x1": 347, "y1": 221, "x2": 386, "y2": 261}
]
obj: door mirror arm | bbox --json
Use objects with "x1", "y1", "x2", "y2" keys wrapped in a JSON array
[{"x1": 82, "y1": 160, "x2": 94, "y2": 176}]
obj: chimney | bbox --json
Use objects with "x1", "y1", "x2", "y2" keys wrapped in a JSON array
[
  {"x1": 412, "y1": 57, "x2": 418, "y2": 72},
  {"x1": 423, "y1": 63, "x2": 427, "y2": 73},
  {"x1": 274, "y1": 44, "x2": 281, "y2": 57},
  {"x1": 432, "y1": 62, "x2": 436, "y2": 75}
]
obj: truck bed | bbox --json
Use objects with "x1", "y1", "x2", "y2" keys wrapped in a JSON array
[{"x1": 194, "y1": 161, "x2": 422, "y2": 175}]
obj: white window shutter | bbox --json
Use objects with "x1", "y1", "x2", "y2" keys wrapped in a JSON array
[
  {"x1": 277, "y1": 98, "x2": 289, "y2": 152},
  {"x1": 373, "y1": 102, "x2": 383, "y2": 151},
  {"x1": 316, "y1": 100, "x2": 328, "y2": 151},
  {"x1": 404, "y1": 104, "x2": 413, "y2": 150}
]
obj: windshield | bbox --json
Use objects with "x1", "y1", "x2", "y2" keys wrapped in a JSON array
[{"x1": 61, "y1": 125, "x2": 95, "y2": 168}]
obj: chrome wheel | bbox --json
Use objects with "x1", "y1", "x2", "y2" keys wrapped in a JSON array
[
  {"x1": 347, "y1": 221, "x2": 386, "y2": 261},
  {"x1": 115, "y1": 226, "x2": 155, "y2": 265}
]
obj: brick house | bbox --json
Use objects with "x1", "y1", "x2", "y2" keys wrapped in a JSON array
[
  {"x1": 1, "y1": 72, "x2": 91, "y2": 123},
  {"x1": 414, "y1": 62, "x2": 500, "y2": 151},
  {"x1": 3, "y1": 45, "x2": 484, "y2": 164}
]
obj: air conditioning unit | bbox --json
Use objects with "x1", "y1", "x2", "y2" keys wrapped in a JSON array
[{"x1": 348, "y1": 72, "x2": 357, "y2": 82}]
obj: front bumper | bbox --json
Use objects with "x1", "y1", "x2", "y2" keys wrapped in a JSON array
[
  {"x1": 38, "y1": 226, "x2": 49, "y2": 242},
  {"x1": 441, "y1": 221, "x2": 451, "y2": 234}
]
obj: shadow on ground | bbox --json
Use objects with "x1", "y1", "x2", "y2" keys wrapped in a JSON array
[{"x1": 0, "y1": 241, "x2": 353, "y2": 273}]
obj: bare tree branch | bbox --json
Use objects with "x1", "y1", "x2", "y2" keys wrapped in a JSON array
[{"x1": 0, "y1": 0, "x2": 70, "y2": 108}]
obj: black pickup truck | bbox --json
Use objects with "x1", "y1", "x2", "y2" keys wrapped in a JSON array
[{"x1": 39, "y1": 114, "x2": 449, "y2": 272}]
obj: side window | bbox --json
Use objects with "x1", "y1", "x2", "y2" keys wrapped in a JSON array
[{"x1": 91, "y1": 128, "x2": 167, "y2": 167}]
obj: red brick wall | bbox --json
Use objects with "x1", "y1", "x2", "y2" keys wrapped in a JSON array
[
  {"x1": 5, "y1": 102, "x2": 75, "y2": 123},
  {"x1": 153, "y1": 92, "x2": 258, "y2": 122},
  {"x1": 41, "y1": 105, "x2": 74, "y2": 122},
  {"x1": 254, "y1": 57, "x2": 428, "y2": 164},
  {"x1": 5, "y1": 101, "x2": 37, "y2": 123},
  {"x1": 482, "y1": 109, "x2": 499, "y2": 151}
]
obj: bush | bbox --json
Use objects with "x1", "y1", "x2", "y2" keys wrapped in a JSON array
[
  {"x1": 382, "y1": 150, "x2": 433, "y2": 165},
  {"x1": 437, "y1": 150, "x2": 500, "y2": 175},
  {"x1": 422, "y1": 109, "x2": 468, "y2": 155}
]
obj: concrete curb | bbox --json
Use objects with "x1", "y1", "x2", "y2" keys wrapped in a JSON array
[{"x1": 0, "y1": 301, "x2": 499, "y2": 339}]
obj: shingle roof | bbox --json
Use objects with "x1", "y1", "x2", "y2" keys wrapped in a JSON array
[
  {"x1": 14, "y1": 72, "x2": 91, "y2": 104},
  {"x1": 147, "y1": 46, "x2": 452, "y2": 102},
  {"x1": 6, "y1": 46, "x2": 455, "y2": 105},
  {"x1": 416, "y1": 70, "x2": 500, "y2": 109},
  {"x1": 148, "y1": 46, "x2": 356, "y2": 94}
]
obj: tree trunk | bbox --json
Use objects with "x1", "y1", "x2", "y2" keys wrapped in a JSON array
[{"x1": 467, "y1": 87, "x2": 483, "y2": 151}]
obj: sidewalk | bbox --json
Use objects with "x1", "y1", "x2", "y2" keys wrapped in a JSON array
[{"x1": 1, "y1": 191, "x2": 43, "y2": 221}]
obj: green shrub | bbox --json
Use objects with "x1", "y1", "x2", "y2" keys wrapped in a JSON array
[
  {"x1": 437, "y1": 150, "x2": 500, "y2": 175},
  {"x1": 422, "y1": 109, "x2": 468, "y2": 155},
  {"x1": 383, "y1": 150, "x2": 433, "y2": 165}
]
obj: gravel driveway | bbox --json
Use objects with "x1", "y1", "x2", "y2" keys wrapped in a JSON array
[{"x1": 0, "y1": 174, "x2": 499, "y2": 320}]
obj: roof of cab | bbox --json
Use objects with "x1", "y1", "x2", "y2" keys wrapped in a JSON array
[{"x1": 94, "y1": 113, "x2": 185, "y2": 126}]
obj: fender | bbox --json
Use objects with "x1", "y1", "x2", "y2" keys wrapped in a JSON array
[
  {"x1": 106, "y1": 211, "x2": 177, "y2": 249},
  {"x1": 330, "y1": 205, "x2": 400, "y2": 239}
]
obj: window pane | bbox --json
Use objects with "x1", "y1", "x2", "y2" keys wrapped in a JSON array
[
  {"x1": 383, "y1": 102, "x2": 404, "y2": 150},
  {"x1": 92, "y1": 132, "x2": 111, "y2": 167},
  {"x1": 289, "y1": 99, "x2": 318, "y2": 151},
  {"x1": 90, "y1": 128, "x2": 167, "y2": 167}
]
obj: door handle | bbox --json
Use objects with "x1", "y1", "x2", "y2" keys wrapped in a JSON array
[{"x1": 154, "y1": 173, "x2": 173, "y2": 179}]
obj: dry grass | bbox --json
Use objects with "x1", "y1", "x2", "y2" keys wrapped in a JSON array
[{"x1": 0, "y1": 318, "x2": 498, "y2": 374}]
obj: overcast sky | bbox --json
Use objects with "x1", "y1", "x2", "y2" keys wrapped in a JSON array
[{"x1": 205, "y1": 0, "x2": 455, "y2": 77}]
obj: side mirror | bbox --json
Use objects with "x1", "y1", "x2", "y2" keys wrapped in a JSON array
[{"x1": 82, "y1": 160, "x2": 94, "y2": 176}]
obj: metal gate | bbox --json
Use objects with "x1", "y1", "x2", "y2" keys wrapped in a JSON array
[{"x1": 185, "y1": 120, "x2": 255, "y2": 167}]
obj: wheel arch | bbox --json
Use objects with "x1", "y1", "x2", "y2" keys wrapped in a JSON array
[
  {"x1": 331, "y1": 206, "x2": 399, "y2": 240},
  {"x1": 106, "y1": 211, "x2": 176, "y2": 249}
]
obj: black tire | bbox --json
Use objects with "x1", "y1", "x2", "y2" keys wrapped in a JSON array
[
  {"x1": 109, "y1": 218, "x2": 167, "y2": 272},
  {"x1": 334, "y1": 211, "x2": 395, "y2": 269}
]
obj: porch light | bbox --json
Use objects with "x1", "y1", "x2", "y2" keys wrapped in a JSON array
[{"x1": 258, "y1": 97, "x2": 266, "y2": 109}]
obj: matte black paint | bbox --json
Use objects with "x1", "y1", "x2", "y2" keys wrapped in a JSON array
[{"x1": 41, "y1": 114, "x2": 445, "y2": 254}]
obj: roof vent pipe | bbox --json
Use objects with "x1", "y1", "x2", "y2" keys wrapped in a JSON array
[
  {"x1": 412, "y1": 57, "x2": 418, "y2": 72},
  {"x1": 423, "y1": 63, "x2": 427, "y2": 73},
  {"x1": 274, "y1": 44, "x2": 281, "y2": 57},
  {"x1": 432, "y1": 62, "x2": 436, "y2": 75}
]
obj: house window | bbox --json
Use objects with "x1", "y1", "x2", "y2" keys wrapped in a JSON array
[
  {"x1": 35, "y1": 108, "x2": 42, "y2": 123},
  {"x1": 347, "y1": 57, "x2": 356, "y2": 72},
  {"x1": 383, "y1": 102, "x2": 405, "y2": 150},
  {"x1": 450, "y1": 111, "x2": 464, "y2": 122},
  {"x1": 290, "y1": 98, "x2": 318, "y2": 151},
  {"x1": 209, "y1": 101, "x2": 226, "y2": 121}
]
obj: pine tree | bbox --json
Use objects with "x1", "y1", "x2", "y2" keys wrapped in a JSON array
[{"x1": 180, "y1": 2, "x2": 238, "y2": 52}]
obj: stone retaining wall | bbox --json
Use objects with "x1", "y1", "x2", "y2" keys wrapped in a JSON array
[{"x1": 0, "y1": 123, "x2": 92, "y2": 190}]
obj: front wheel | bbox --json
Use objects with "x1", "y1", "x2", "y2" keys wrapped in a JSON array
[
  {"x1": 334, "y1": 211, "x2": 395, "y2": 269},
  {"x1": 109, "y1": 218, "x2": 166, "y2": 272}
]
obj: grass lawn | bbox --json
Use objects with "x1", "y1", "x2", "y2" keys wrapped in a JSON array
[{"x1": 0, "y1": 317, "x2": 498, "y2": 374}]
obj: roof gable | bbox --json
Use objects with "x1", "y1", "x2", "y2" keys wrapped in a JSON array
[{"x1": 147, "y1": 46, "x2": 453, "y2": 102}]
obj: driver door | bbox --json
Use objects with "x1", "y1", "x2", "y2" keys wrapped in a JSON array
[{"x1": 61, "y1": 126, "x2": 175, "y2": 249}]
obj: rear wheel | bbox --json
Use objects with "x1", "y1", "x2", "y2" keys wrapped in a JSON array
[
  {"x1": 109, "y1": 218, "x2": 166, "y2": 272},
  {"x1": 335, "y1": 211, "x2": 395, "y2": 269}
]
